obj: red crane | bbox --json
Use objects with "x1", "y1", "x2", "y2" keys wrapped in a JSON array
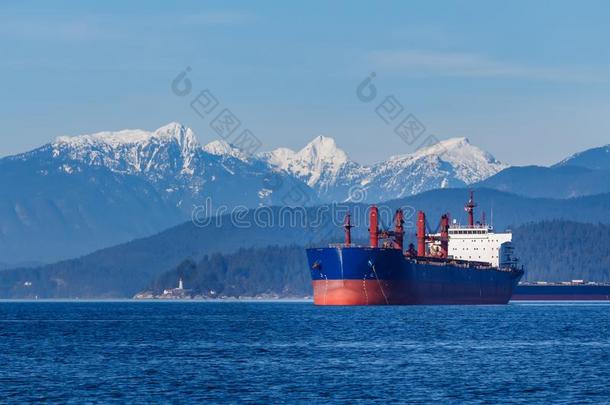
[
  {"x1": 417, "y1": 211, "x2": 426, "y2": 256},
  {"x1": 343, "y1": 213, "x2": 353, "y2": 246},
  {"x1": 369, "y1": 206, "x2": 379, "y2": 248}
]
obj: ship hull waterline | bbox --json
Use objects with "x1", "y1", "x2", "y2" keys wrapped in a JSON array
[{"x1": 308, "y1": 247, "x2": 523, "y2": 306}]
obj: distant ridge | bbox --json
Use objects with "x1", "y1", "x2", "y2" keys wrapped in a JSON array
[
  {"x1": 554, "y1": 143, "x2": 610, "y2": 171},
  {"x1": 3, "y1": 188, "x2": 610, "y2": 298},
  {"x1": 477, "y1": 142, "x2": 610, "y2": 198}
]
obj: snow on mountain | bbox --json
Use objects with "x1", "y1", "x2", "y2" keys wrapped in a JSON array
[
  {"x1": 53, "y1": 122, "x2": 200, "y2": 178},
  {"x1": 51, "y1": 123, "x2": 506, "y2": 205},
  {"x1": 49, "y1": 123, "x2": 317, "y2": 212},
  {"x1": 263, "y1": 135, "x2": 362, "y2": 185},
  {"x1": 261, "y1": 135, "x2": 506, "y2": 202},
  {"x1": 261, "y1": 136, "x2": 369, "y2": 202},
  {"x1": 203, "y1": 140, "x2": 248, "y2": 161},
  {"x1": 15, "y1": 122, "x2": 508, "y2": 221},
  {"x1": 381, "y1": 138, "x2": 508, "y2": 184},
  {"x1": 263, "y1": 137, "x2": 344, "y2": 182}
]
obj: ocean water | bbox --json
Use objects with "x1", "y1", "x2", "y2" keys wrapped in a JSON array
[{"x1": 0, "y1": 302, "x2": 608, "y2": 404}]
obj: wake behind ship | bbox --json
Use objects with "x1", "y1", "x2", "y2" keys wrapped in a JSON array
[{"x1": 307, "y1": 192, "x2": 524, "y2": 305}]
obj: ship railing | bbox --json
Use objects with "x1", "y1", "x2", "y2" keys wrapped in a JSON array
[
  {"x1": 411, "y1": 257, "x2": 521, "y2": 273},
  {"x1": 412, "y1": 257, "x2": 493, "y2": 269},
  {"x1": 519, "y1": 281, "x2": 610, "y2": 286},
  {"x1": 327, "y1": 243, "x2": 368, "y2": 248}
]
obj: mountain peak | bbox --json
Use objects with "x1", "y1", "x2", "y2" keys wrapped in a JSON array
[
  {"x1": 51, "y1": 123, "x2": 201, "y2": 177},
  {"x1": 203, "y1": 139, "x2": 247, "y2": 160},
  {"x1": 555, "y1": 143, "x2": 610, "y2": 171},
  {"x1": 299, "y1": 135, "x2": 348, "y2": 165},
  {"x1": 405, "y1": 137, "x2": 470, "y2": 159},
  {"x1": 54, "y1": 122, "x2": 199, "y2": 149},
  {"x1": 385, "y1": 136, "x2": 506, "y2": 185},
  {"x1": 261, "y1": 135, "x2": 352, "y2": 189},
  {"x1": 154, "y1": 122, "x2": 199, "y2": 147},
  {"x1": 308, "y1": 135, "x2": 338, "y2": 149},
  {"x1": 440, "y1": 136, "x2": 470, "y2": 147}
]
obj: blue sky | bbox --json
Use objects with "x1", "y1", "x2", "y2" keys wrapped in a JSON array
[{"x1": 1, "y1": 0, "x2": 609, "y2": 165}]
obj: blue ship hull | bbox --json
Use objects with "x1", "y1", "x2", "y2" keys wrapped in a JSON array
[{"x1": 307, "y1": 247, "x2": 523, "y2": 305}]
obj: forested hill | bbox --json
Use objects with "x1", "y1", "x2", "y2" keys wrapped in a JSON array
[
  {"x1": 2, "y1": 219, "x2": 609, "y2": 298},
  {"x1": 513, "y1": 220, "x2": 610, "y2": 282},
  {"x1": 145, "y1": 220, "x2": 610, "y2": 299},
  {"x1": 148, "y1": 246, "x2": 311, "y2": 298}
]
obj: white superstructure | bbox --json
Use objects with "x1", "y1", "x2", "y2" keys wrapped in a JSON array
[
  {"x1": 447, "y1": 225, "x2": 511, "y2": 266},
  {"x1": 428, "y1": 225, "x2": 512, "y2": 266}
]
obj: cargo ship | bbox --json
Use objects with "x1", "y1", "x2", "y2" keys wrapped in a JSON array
[
  {"x1": 512, "y1": 281, "x2": 610, "y2": 300},
  {"x1": 306, "y1": 192, "x2": 524, "y2": 305}
]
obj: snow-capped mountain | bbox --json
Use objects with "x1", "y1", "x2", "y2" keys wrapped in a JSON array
[
  {"x1": 262, "y1": 136, "x2": 506, "y2": 202},
  {"x1": 362, "y1": 137, "x2": 507, "y2": 201},
  {"x1": 0, "y1": 122, "x2": 506, "y2": 265},
  {"x1": 261, "y1": 136, "x2": 368, "y2": 201},
  {"x1": 50, "y1": 122, "x2": 315, "y2": 212},
  {"x1": 263, "y1": 135, "x2": 351, "y2": 184},
  {"x1": 53, "y1": 123, "x2": 200, "y2": 179},
  {"x1": 386, "y1": 137, "x2": 507, "y2": 184},
  {"x1": 203, "y1": 139, "x2": 250, "y2": 161}
]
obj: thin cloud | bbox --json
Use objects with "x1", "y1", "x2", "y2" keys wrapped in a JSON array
[
  {"x1": 0, "y1": 14, "x2": 127, "y2": 41},
  {"x1": 181, "y1": 11, "x2": 257, "y2": 26},
  {"x1": 364, "y1": 50, "x2": 605, "y2": 83},
  {"x1": 0, "y1": 11, "x2": 257, "y2": 41}
]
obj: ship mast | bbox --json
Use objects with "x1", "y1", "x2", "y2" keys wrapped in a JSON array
[{"x1": 465, "y1": 190, "x2": 477, "y2": 227}]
